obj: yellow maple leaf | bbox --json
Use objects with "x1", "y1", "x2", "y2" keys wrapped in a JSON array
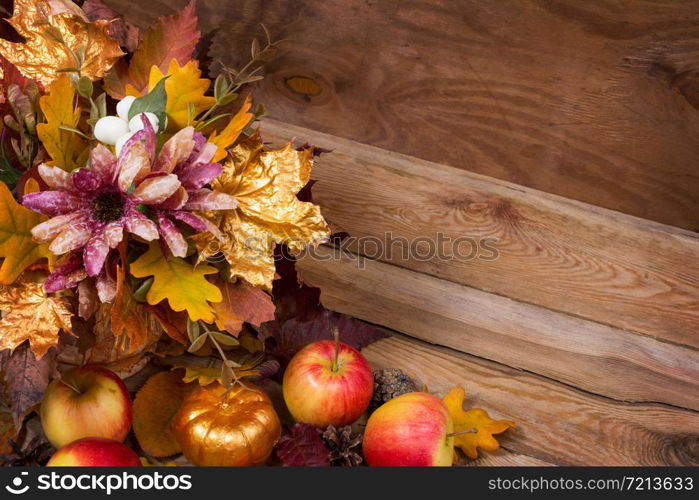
[
  {"x1": 443, "y1": 387, "x2": 516, "y2": 460},
  {"x1": 193, "y1": 133, "x2": 330, "y2": 290},
  {"x1": 127, "y1": 59, "x2": 216, "y2": 131},
  {"x1": 0, "y1": 273, "x2": 73, "y2": 358},
  {"x1": 0, "y1": 0, "x2": 123, "y2": 87},
  {"x1": 129, "y1": 243, "x2": 222, "y2": 323},
  {"x1": 208, "y1": 95, "x2": 254, "y2": 162},
  {"x1": 0, "y1": 180, "x2": 54, "y2": 284},
  {"x1": 37, "y1": 74, "x2": 89, "y2": 171}
]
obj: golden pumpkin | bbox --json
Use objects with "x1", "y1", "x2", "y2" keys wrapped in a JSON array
[{"x1": 173, "y1": 382, "x2": 281, "y2": 466}]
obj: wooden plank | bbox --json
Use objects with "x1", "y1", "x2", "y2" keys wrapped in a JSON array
[
  {"x1": 363, "y1": 335, "x2": 699, "y2": 466},
  {"x1": 109, "y1": 0, "x2": 699, "y2": 229},
  {"x1": 262, "y1": 119, "x2": 699, "y2": 349},
  {"x1": 298, "y1": 247, "x2": 699, "y2": 411}
]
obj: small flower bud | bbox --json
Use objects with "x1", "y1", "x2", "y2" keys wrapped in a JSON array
[{"x1": 94, "y1": 116, "x2": 129, "y2": 146}]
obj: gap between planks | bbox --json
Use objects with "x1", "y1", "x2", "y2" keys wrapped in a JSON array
[
  {"x1": 297, "y1": 246, "x2": 699, "y2": 412},
  {"x1": 261, "y1": 118, "x2": 699, "y2": 351}
]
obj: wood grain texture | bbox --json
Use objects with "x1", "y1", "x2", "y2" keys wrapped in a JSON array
[
  {"x1": 363, "y1": 335, "x2": 699, "y2": 466},
  {"x1": 297, "y1": 246, "x2": 699, "y2": 411},
  {"x1": 262, "y1": 119, "x2": 699, "y2": 349},
  {"x1": 107, "y1": 0, "x2": 699, "y2": 229}
]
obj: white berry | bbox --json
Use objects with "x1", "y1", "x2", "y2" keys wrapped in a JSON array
[
  {"x1": 128, "y1": 112, "x2": 159, "y2": 133},
  {"x1": 115, "y1": 131, "x2": 136, "y2": 157},
  {"x1": 116, "y1": 95, "x2": 136, "y2": 121},
  {"x1": 94, "y1": 116, "x2": 129, "y2": 146}
]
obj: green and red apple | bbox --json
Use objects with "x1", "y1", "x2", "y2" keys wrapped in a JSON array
[
  {"x1": 40, "y1": 365, "x2": 132, "y2": 448},
  {"x1": 47, "y1": 438, "x2": 141, "y2": 466},
  {"x1": 283, "y1": 338, "x2": 373, "y2": 427},
  {"x1": 363, "y1": 392, "x2": 454, "y2": 466}
]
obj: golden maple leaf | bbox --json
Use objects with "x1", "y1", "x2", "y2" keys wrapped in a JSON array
[
  {"x1": 0, "y1": 180, "x2": 54, "y2": 285},
  {"x1": 208, "y1": 95, "x2": 254, "y2": 162},
  {"x1": 37, "y1": 74, "x2": 89, "y2": 171},
  {"x1": 129, "y1": 243, "x2": 223, "y2": 323},
  {"x1": 194, "y1": 133, "x2": 330, "y2": 290},
  {"x1": 0, "y1": 273, "x2": 73, "y2": 358},
  {"x1": 0, "y1": 0, "x2": 124, "y2": 87},
  {"x1": 126, "y1": 59, "x2": 216, "y2": 131},
  {"x1": 443, "y1": 387, "x2": 516, "y2": 460}
]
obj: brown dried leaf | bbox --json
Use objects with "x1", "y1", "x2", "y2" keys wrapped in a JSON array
[
  {"x1": 211, "y1": 278, "x2": 275, "y2": 336},
  {"x1": 0, "y1": 0, "x2": 124, "y2": 86},
  {"x1": 0, "y1": 341, "x2": 58, "y2": 430},
  {"x1": 133, "y1": 370, "x2": 193, "y2": 457},
  {"x1": 0, "y1": 274, "x2": 73, "y2": 358},
  {"x1": 276, "y1": 423, "x2": 330, "y2": 467}
]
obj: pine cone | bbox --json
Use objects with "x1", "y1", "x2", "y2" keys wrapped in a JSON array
[
  {"x1": 321, "y1": 425, "x2": 363, "y2": 466},
  {"x1": 371, "y1": 368, "x2": 417, "y2": 410}
]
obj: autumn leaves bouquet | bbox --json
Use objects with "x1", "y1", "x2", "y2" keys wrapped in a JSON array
[{"x1": 0, "y1": 0, "x2": 334, "y2": 435}]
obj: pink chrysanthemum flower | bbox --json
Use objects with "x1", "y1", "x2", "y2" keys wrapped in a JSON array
[{"x1": 23, "y1": 116, "x2": 236, "y2": 293}]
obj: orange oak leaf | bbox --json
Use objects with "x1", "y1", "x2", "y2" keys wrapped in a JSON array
[
  {"x1": 104, "y1": 1, "x2": 199, "y2": 98},
  {"x1": 0, "y1": 274, "x2": 73, "y2": 358},
  {"x1": 37, "y1": 74, "x2": 89, "y2": 171},
  {"x1": 0, "y1": 0, "x2": 123, "y2": 87},
  {"x1": 443, "y1": 387, "x2": 516, "y2": 460},
  {"x1": 211, "y1": 278, "x2": 275, "y2": 336},
  {"x1": 133, "y1": 370, "x2": 193, "y2": 457},
  {"x1": 129, "y1": 243, "x2": 222, "y2": 323},
  {"x1": 147, "y1": 305, "x2": 188, "y2": 344},
  {"x1": 208, "y1": 95, "x2": 254, "y2": 162},
  {"x1": 0, "y1": 180, "x2": 53, "y2": 284},
  {"x1": 111, "y1": 263, "x2": 152, "y2": 353}
]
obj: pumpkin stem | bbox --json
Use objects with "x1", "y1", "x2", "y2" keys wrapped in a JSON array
[{"x1": 331, "y1": 327, "x2": 341, "y2": 372}]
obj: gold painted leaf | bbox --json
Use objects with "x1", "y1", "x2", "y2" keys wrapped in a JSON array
[
  {"x1": 175, "y1": 363, "x2": 261, "y2": 386},
  {"x1": 208, "y1": 95, "x2": 254, "y2": 162},
  {"x1": 443, "y1": 387, "x2": 516, "y2": 460},
  {"x1": 0, "y1": 180, "x2": 54, "y2": 285},
  {"x1": 0, "y1": 274, "x2": 73, "y2": 358},
  {"x1": 194, "y1": 133, "x2": 330, "y2": 290},
  {"x1": 0, "y1": 0, "x2": 124, "y2": 87},
  {"x1": 36, "y1": 74, "x2": 88, "y2": 171},
  {"x1": 129, "y1": 243, "x2": 222, "y2": 323},
  {"x1": 127, "y1": 59, "x2": 215, "y2": 131}
]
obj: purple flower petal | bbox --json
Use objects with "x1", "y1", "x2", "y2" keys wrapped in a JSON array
[
  {"x1": 124, "y1": 208, "x2": 159, "y2": 241},
  {"x1": 170, "y1": 211, "x2": 223, "y2": 240},
  {"x1": 90, "y1": 144, "x2": 118, "y2": 185},
  {"x1": 38, "y1": 164, "x2": 75, "y2": 191},
  {"x1": 72, "y1": 168, "x2": 101, "y2": 192},
  {"x1": 185, "y1": 132, "x2": 217, "y2": 165},
  {"x1": 117, "y1": 141, "x2": 151, "y2": 193},
  {"x1": 132, "y1": 174, "x2": 181, "y2": 204},
  {"x1": 48, "y1": 221, "x2": 92, "y2": 255},
  {"x1": 153, "y1": 126, "x2": 195, "y2": 173},
  {"x1": 156, "y1": 186, "x2": 188, "y2": 210},
  {"x1": 156, "y1": 213, "x2": 188, "y2": 258},
  {"x1": 31, "y1": 212, "x2": 86, "y2": 242},
  {"x1": 22, "y1": 191, "x2": 89, "y2": 216},
  {"x1": 83, "y1": 229, "x2": 110, "y2": 277},
  {"x1": 177, "y1": 162, "x2": 222, "y2": 190},
  {"x1": 43, "y1": 254, "x2": 87, "y2": 293},
  {"x1": 184, "y1": 188, "x2": 238, "y2": 211},
  {"x1": 103, "y1": 221, "x2": 124, "y2": 248}
]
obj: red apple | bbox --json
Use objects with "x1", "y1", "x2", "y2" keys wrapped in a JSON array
[
  {"x1": 283, "y1": 337, "x2": 373, "y2": 427},
  {"x1": 363, "y1": 392, "x2": 454, "y2": 466},
  {"x1": 40, "y1": 365, "x2": 132, "y2": 448},
  {"x1": 47, "y1": 437, "x2": 141, "y2": 466}
]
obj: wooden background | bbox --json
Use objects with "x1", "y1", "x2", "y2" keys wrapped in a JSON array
[
  {"x1": 112, "y1": 0, "x2": 699, "y2": 465},
  {"x1": 110, "y1": 0, "x2": 699, "y2": 230}
]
